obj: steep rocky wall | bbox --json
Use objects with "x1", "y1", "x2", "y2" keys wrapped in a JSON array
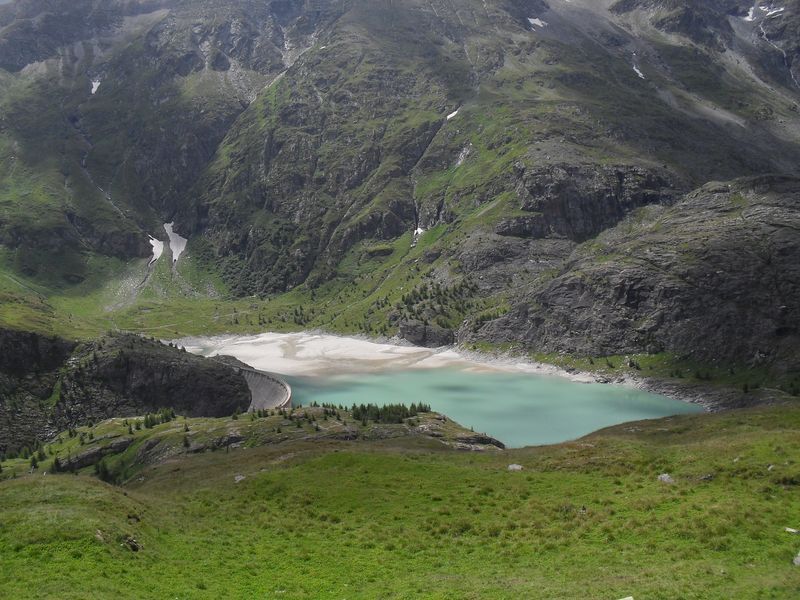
[
  {"x1": 0, "y1": 331, "x2": 252, "y2": 454},
  {"x1": 503, "y1": 164, "x2": 682, "y2": 242},
  {"x1": 476, "y1": 175, "x2": 800, "y2": 373},
  {"x1": 0, "y1": 328, "x2": 75, "y2": 376}
]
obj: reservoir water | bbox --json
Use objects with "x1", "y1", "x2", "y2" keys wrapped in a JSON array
[{"x1": 179, "y1": 332, "x2": 703, "y2": 448}]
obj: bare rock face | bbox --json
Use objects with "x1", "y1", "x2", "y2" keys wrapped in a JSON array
[
  {"x1": 399, "y1": 320, "x2": 455, "y2": 348},
  {"x1": 477, "y1": 175, "x2": 800, "y2": 373},
  {"x1": 512, "y1": 164, "x2": 681, "y2": 242},
  {"x1": 0, "y1": 328, "x2": 75, "y2": 376},
  {"x1": 455, "y1": 433, "x2": 506, "y2": 449},
  {"x1": 0, "y1": 330, "x2": 252, "y2": 454},
  {"x1": 610, "y1": 0, "x2": 742, "y2": 49},
  {"x1": 59, "y1": 437, "x2": 134, "y2": 471},
  {"x1": 54, "y1": 334, "x2": 252, "y2": 424}
]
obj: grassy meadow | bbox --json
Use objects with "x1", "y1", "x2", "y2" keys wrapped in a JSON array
[{"x1": 1, "y1": 406, "x2": 799, "y2": 599}]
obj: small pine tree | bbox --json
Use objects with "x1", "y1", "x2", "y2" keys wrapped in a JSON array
[
  {"x1": 30, "y1": 455, "x2": 38, "y2": 469},
  {"x1": 183, "y1": 435, "x2": 190, "y2": 449}
]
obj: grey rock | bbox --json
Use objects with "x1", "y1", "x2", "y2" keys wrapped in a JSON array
[
  {"x1": 60, "y1": 437, "x2": 133, "y2": 471},
  {"x1": 0, "y1": 330, "x2": 252, "y2": 453},
  {"x1": 480, "y1": 176, "x2": 800, "y2": 375},
  {"x1": 399, "y1": 320, "x2": 454, "y2": 348},
  {"x1": 513, "y1": 163, "x2": 680, "y2": 242},
  {"x1": 455, "y1": 434, "x2": 506, "y2": 450}
]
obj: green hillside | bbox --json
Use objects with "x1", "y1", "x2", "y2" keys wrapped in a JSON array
[{"x1": 2, "y1": 406, "x2": 799, "y2": 598}]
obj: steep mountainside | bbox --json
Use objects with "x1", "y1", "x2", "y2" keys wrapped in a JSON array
[
  {"x1": 0, "y1": 329, "x2": 251, "y2": 454},
  {"x1": 0, "y1": 0, "x2": 798, "y2": 386},
  {"x1": 192, "y1": 0, "x2": 800, "y2": 296},
  {"x1": 478, "y1": 175, "x2": 800, "y2": 376}
]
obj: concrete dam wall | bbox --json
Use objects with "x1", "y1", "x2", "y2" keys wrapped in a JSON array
[{"x1": 238, "y1": 368, "x2": 292, "y2": 411}]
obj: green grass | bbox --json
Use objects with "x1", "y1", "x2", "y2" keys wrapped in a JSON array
[{"x1": 1, "y1": 406, "x2": 799, "y2": 598}]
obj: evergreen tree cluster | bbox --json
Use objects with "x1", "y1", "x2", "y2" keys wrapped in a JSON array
[
  {"x1": 351, "y1": 403, "x2": 430, "y2": 425},
  {"x1": 2, "y1": 439, "x2": 49, "y2": 462},
  {"x1": 251, "y1": 408, "x2": 279, "y2": 419},
  {"x1": 143, "y1": 408, "x2": 176, "y2": 429},
  {"x1": 394, "y1": 279, "x2": 480, "y2": 329}
]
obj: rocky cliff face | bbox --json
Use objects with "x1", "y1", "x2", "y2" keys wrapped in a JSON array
[
  {"x1": 0, "y1": 328, "x2": 75, "y2": 375},
  {"x1": 0, "y1": 330, "x2": 251, "y2": 454},
  {"x1": 476, "y1": 175, "x2": 800, "y2": 374},
  {"x1": 500, "y1": 164, "x2": 681, "y2": 242},
  {"x1": 3, "y1": 0, "x2": 799, "y2": 293},
  {"x1": 0, "y1": 0, "x2": 348, "y2": 283}
]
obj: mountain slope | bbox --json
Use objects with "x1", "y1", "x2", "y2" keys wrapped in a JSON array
[
  {"x1": 478, "y1": 175, "x2": 800, "y2": 378},
  {"x1": 0, "y1": 0, "x2": 799, "y2": 387},
  {"x1": 0, "y1": 328, "x2": 251, "y2": 454}
]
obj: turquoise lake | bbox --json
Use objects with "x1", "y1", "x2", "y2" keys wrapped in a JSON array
[
  {"x1": 181, "y1": 332, "x2": 704, "y2": 449},
  {"x1": 285, "y1": 368, "x2": 703, "y2": 448}
]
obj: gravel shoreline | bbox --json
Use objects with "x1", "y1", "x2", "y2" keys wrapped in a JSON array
[{"x1": 172, "y1": 329, "x2": 784, "y2": 412}]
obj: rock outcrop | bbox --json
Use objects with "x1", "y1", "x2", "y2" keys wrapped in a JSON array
[
  {"x1": 0, "y1": 330, "x2": 252, "y2": 454},
  {"x1": 477, "y1": 175, "x2": 800, "y2": 373},
  {"x1": 399, "y1": 319, "x2": 455, "y2": 348},
  {"x1": 509, "y1": 164, "x2": 681, "y2": 242}
]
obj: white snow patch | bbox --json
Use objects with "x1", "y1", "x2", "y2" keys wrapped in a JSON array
[
  {"x1": 766, "y1": 7, "x2": 784, "y2": 16},
  {"x1": 91, "y1": 80, "x2": 101, "y2": 94},
  {"x1": 164, "y1": 222, "x2": 188, "y2": 264},
  {"x1": 414, "y1": 227, "x2": 425, "y2": 236},
  {"x1": 148, "y1": 236, "x2": 164, "y2": 267},
  {"x1": 527, "y1": 17, "x2": 548, "y2": 28},
  {"x1": 446, "y1": 108, "x2": 460, "y2": 120},
  {"x1": 633, "y1": 64, "x2": 646, "y2": 79},
  {"x1": 744, "y1": 6, "x2": 757, "y2": 21}
]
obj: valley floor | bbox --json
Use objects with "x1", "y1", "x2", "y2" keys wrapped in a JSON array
[{"x1": 1, "y1": 406, "x2": 799, "y2": 598}]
